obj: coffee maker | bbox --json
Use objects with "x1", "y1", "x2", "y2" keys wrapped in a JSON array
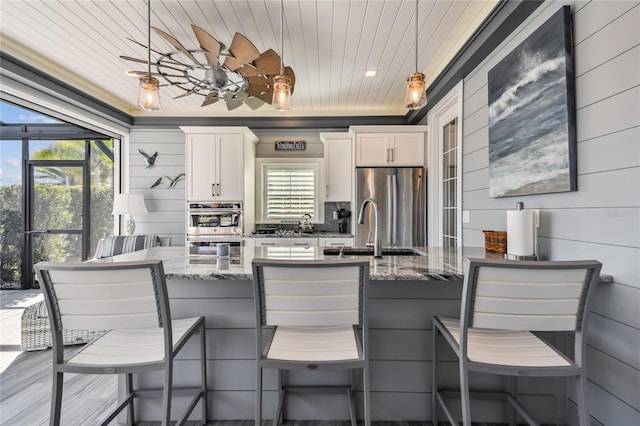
[{"x1": 336, "y1": 209, "x2": 351, "y2": 233}]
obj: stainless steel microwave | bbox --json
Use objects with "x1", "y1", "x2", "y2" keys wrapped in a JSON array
[{"x1": 187, "y1": 202, "x2": 243, "y2": 236}]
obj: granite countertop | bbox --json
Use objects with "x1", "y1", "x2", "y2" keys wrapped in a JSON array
[
  {"x1": 247, "y1": 232, "x2": 353, "y2": 238},
  {"x1": 95, "y1": 246, "x2": 613, "y2": 284},
  {"x1": 96, "y1": 246, "x2": 468, "y2": 281}
]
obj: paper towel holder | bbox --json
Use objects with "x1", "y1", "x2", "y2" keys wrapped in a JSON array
[{"x1": 504, "y1": 202, "x2": 540, "y2": 261}]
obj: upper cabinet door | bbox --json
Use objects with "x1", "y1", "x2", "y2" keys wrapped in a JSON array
[
  {"x1": 355, "y1": 132, "x2": 424, "y2": 167},
  {"x1": 216, "y1": 133, "x2": 244, "y2": 201},
  {"x1": 324, "y1": 136, "x2": 353, "y2": 202},
  {"x1": 355, "y1": 134, "x2": 389, "y2": 167},
  {"x1": 389, "y1": 133, "x2": 424, "y2": 166},
  {"x1": 187, "y1": 134, "x2": 216, "y2": 201},
  {"x1": 186, "y1": 133, "x2": 244, "y2": 201}
]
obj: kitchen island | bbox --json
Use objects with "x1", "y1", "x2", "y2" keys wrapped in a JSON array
[{"x1": 96, "y1": 246, "x2": 559, "y2": 423}]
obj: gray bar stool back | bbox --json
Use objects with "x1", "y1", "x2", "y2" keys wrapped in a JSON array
[
  {"x1": 432, "y1": 258, "x2": 602, "y2": 425},
  {"x1": 34, "y1": 260, "x2": 207, "y2": 426},
  {"x1": 252, "y1": 258, "x2": 371, "y2": 426}
]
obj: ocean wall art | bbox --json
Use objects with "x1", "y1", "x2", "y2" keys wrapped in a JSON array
[{"x1": 488, "y1": 6, "x2": 576, "y2": 198}]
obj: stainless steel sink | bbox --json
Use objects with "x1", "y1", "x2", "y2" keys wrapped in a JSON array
[{"x1": 323, "y1": 247, "x2": 425, "y2": 257}]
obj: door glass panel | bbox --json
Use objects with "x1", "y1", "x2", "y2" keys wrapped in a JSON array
[
  {"x1": 33, "y1": 166, "x2": 84, "y2": 230},
  {"x1": 0, "y1": 140, "x2": 24, "y2": 288},
  {"x1": 32, "y1": 233, "x2": 82, "y2": 263},
  {"x1": 29, "y1": 140, "x2": 85, "y2": 160},
  {"x1": 442, "y1": 118, "x2": 458, "y2": 247},
  {"x1": 89, "y1": 140, "x2": 115, "y2": 257}
]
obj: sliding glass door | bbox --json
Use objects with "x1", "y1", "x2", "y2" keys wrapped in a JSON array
[{"x1": 1, "y1": 100, "x2": 115, "y2": 289}]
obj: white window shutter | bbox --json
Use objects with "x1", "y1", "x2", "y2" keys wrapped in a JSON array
[{"x1": 264, "y1": 166, "x2": 317, "y2": 220}]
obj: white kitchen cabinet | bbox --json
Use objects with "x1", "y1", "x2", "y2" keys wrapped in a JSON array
[
  {"x1": 318, "y1": 237, "x2": 354, "y2": 247},
  {"x1": 182, "y1": 126, "x2": 259, "y2": 233},
  {"x1": 320, "y1": 132, "x2": 353, "y2": 202},
  {"x1": 254, "y1": 238, "x2": 317, "y2": 248},
  {"x1": 351, "y1": 126, "x2": 427, "y2": 167},
  {"x1": 186, "y1": 133, "x2": 244, "y2": 201}
]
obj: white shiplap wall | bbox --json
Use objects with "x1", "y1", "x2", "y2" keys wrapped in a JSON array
[
  {"x1": 461, "y1": 1, "x2": 640, "y2": 424},
  {"x1": 128, "y1": 128, "x2": 186, "y2": 246}
]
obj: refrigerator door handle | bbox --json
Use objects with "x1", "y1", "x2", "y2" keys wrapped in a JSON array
[
  {"x1": 391, "y1": 174, "x2": 397, "y2": 245},
  {"x1": 386, "y1": 175, "x2": 392, "y2": 245},
  {"x1": 387, "y1": 174, "x2": 397, "y2": 245}
]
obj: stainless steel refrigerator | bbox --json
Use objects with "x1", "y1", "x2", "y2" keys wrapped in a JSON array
[{"x1": 355, "y1": 167, "x2": 426, "y2": 248}]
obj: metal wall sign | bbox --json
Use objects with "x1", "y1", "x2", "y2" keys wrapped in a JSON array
[{"x1": 275, "y1": 141, "x2": 306, "y2": 150}]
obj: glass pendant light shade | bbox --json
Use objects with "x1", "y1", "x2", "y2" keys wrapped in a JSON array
[
  {"x1": 272, "y1": 0, "x2": 292, "y2": 111},
  {"x1": 405, "y1": 0, "x2": 426, "y2": 111},
  {"x1": 137, "y1": 76, "x2": 161, "y2": 110},
  {"x1": 405, "y1": 72, "x2": 427, "y2": 110},
  {"x1": 272, "y1": 75, "x2": 292, "y2": 111}
]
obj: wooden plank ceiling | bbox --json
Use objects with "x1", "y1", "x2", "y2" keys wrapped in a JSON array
[{"x1": 0, "y1": 0, "x2": 498, "y2": 118}]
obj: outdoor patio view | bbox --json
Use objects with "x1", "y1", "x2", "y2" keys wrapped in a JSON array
[{"x1": 0, "y1": 101, "x2": 115, "y2": 289}]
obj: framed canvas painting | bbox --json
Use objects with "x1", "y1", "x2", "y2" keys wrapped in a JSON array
[{"x1": 488, "y1": 6, "x2": 576, "y2": 198}]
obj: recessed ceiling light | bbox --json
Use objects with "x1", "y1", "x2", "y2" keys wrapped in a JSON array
[{"x1": 365, "y1": 70, "x2": 377, "y2": 77}]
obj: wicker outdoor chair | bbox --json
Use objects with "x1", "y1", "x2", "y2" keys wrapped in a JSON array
[{"x1": 21, "y1": 234, "x2": 162, "y2": 351}]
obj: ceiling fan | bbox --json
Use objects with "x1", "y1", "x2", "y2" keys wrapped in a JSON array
[{"x1": 121, "y1": 25, "x2": 295, "y2": 111}]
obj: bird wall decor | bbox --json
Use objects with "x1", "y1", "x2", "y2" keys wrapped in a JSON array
[
  {"x1": 150, "y1": 173, "x2": 185, "y2": 189},
  {"x1": 138, "y1": 149, "x2": 158, "y2": 168}
]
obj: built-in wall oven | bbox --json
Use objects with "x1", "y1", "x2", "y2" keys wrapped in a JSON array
[{"x1": 187, "y1": 202, "x2": 244, "y2": 258}]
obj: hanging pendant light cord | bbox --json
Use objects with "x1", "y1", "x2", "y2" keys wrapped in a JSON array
[
  {"x1": 415, "y1": 0, "x2": 418, "y2": 73},
  {"x1": 147, "y1": 0, "x2": 152, "y2": 79},
  {"x1": 280, "y1": 0, "x2": 284, "y2": 76}
]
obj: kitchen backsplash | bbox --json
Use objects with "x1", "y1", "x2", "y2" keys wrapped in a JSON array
[{"x1": 255, "y1": 201, "x2": 351, "y2": 233}]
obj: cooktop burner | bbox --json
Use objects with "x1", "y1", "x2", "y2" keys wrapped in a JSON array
[
  {"x1": 257, "y1": 227, "x2": 279, "y2": 234},
  {"x1": 256, "y1": 227, "x2": 313, "y2": 235}
]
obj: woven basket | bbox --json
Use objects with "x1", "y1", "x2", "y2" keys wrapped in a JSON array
[
  {"x1": 483, "y1": 230, "x2": 507, "y2": 254},
  {"x1": 21, "y1": 301, "x2": 105, "y2": 351}
]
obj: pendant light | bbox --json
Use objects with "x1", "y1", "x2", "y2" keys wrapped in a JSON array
[
  {"x1": 405, "y1": 0, "x2": 427, "y2": 110},
  {"x1": 137, "y1": 0, "x2": 161, "y2": 110},
  {"x1": 272, "y1": 0, "x2": 292, "y2": 111}
]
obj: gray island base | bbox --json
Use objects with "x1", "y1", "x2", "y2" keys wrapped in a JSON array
[{"x1": 97, "y1": 247, "x2": 564, "y2": 423}]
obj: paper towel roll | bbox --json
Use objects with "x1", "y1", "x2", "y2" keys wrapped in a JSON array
[{"x1": 507, "y1": 209, "x2": 535, "y2": 256}]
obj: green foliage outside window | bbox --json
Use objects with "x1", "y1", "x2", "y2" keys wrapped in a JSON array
[{"x1": 0, "y1": 184, "x2": 113, "y2": 286}]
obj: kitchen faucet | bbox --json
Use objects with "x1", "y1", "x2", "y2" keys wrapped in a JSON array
[{"x1": 357, "y1": 198, "x2": 382, "y2": 258}]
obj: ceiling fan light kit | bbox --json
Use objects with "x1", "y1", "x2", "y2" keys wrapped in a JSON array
[
  {"x1": 272, "y1": 75, "x2": 292, "y2": 111},
  {"x1": 405, "y1": 72, "x2": 427, "y2": 109},
  {"x1": 405, "y1": 0, "x2": 427, "y2": 110},
  {"x1": 137, "y1": 76, "x2": 162, "y2": 110},
  {"x1": 272, "y1": 0, "x2": 292, "y2": 111},
  {"x1": 123, "y1": 1, "x2": 295, "y2": 111},
  {"x1": 137, "y1": 0, "x2": 161, "y2": 111}
]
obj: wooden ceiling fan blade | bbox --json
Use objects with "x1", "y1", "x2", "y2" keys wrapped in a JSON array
[
  {"x1": 173, "y1": 88, "x2": 198, "y2": 99},
  {"x1": 244, "y1": 97, "x2": 265, "y2": 110},
  {"x1": 235, "y1": 90, "x2": 250, "y2": 101},
  {"x1": 223, "y1": 92, "x2": 243, "y2": 111},
  {"x1": 120, "y1": 55, "x2": 148, "y2": 65},
  {"x1": 284, "y1": 66, "x2": 296, "y2": 94},
  {"x1": 245, "y1": 87, "x2": 273, "y2": 104},
  {"x1": 126, "y1": 37, "x2": 165, "y2": 57},
  {"x1": 223, "y1": 56, "x2": 246, "y2": 72},
  {"x1": 126, "y1": 70, "x2": 184, "y2": 78},
  {"x1": 226, "y1": 100, "x2": 244, "y2": 111},
  {"x1": 152, "y1": 26, "x2": 201, "y2": 65},
  {"x1": 238, "y1": 64, "x2": 260, "y2": 77},
  {"x1": 191, "y1": 24, "x2": 221, "y2": 66},
  {"x1": 224, "y1": 33, "x2": 260, "y2": 70},
  {"x1": 201, "y1": 92, "x2": 219, "y2": 107},
  {"x1": 247, "y1": 76, "x2": 271, "y2": 92},
  {"x1": 120, "y1": 56, "x2": 186, "y2": 73},
  {"x1": 254, "y1": 49, "x2": 281, "y2": 75}
]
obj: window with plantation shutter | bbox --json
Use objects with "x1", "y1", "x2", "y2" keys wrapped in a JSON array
[{"x1": 262, "y1": 164, "x2": 319, "y2": 221}]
